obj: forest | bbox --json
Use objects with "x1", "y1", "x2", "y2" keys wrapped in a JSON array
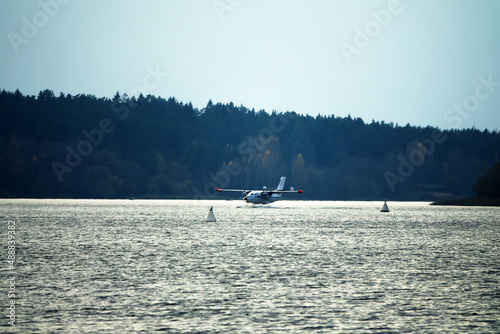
[{"x1": 1, "y1": 89, "x2": 499, "y2": 200}]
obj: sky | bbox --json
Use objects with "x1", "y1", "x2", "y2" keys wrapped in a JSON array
[{"x1": 1, "y1": 0, "x2": 500, "y2": 130}]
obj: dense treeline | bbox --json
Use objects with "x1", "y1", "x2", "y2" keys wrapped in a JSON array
[
  {"x1": 1, "y1": 89, "x2": 499, "y2": 200},
  {"x1": 474, "y1": 161, "x2": 500, "y2": 198}
]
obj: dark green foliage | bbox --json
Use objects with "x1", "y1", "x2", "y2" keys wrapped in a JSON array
[
  {"x1": 0, "y1": 89, "x2": 499, "y2": 199},
  {"x1": 474, "y1": 161, "x2": 500, "y2": 197}
]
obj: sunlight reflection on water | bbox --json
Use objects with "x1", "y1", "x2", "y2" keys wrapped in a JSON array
[{"x1": 1, "y1": 199, "x2": 499, "y2": 333}]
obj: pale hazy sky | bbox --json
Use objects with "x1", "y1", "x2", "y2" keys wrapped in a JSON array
[{"x1": 1, "y1": 0, "x2": 500, "y2": 130}]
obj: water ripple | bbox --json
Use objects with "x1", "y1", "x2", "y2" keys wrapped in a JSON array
[{"x1": 0, "y1": 199, "x2": 499, "y2": 333}]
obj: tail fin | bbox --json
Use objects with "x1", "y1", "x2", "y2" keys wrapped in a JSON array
[{"x1": 276, "y1": 177, "x2": 286, "y2": 190}]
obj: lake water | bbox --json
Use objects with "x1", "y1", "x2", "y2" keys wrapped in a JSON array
[{"x1": 1, "y1": 199, "x2": 499, "y2": 333}]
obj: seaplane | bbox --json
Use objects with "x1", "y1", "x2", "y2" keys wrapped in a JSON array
[{"x1": 215, "y1": 176, "x2": 303, "y2": 205}]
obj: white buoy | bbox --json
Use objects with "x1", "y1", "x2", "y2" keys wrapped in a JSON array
[
  {"x1": 381, "y1": 200, "x2": 390, "y2": 212},
  {"x1": 205, "y1": 206, "x2": 217, "y2": 222}
]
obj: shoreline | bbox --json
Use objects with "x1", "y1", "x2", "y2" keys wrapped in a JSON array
[{"x1": 430, "y1": 197, "x2": 500, "y2": 207}]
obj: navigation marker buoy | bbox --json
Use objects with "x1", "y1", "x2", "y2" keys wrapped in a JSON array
[
  {"x1": 381, "y1": 200, "x2": 390, "y2": 212},
  {"x1": 205, "y1": 206, "x2": 217, "y2": 222}
]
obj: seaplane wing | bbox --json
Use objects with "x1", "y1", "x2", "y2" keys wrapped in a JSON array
[
  {"x1": 215, "y1": 177, "x2": 303, "y2": 205},
  {"x1": 214, "y1": 188, "x2": 247, "y2": 192},
  {"x1": 267, "y1": 189, "x2": 304, "y2": 194}
]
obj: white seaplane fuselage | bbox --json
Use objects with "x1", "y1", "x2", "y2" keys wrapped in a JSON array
[
  {"x1": 216, "y1": 176, "x2": 303, "y2": 205},
  {"x1": 242, "y1": 190, "x2": 283, "y2": 205}
]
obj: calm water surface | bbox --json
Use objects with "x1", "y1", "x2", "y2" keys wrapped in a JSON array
[{"x1": 0, "y1": 199, "x2": 499, "y2": 333}]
